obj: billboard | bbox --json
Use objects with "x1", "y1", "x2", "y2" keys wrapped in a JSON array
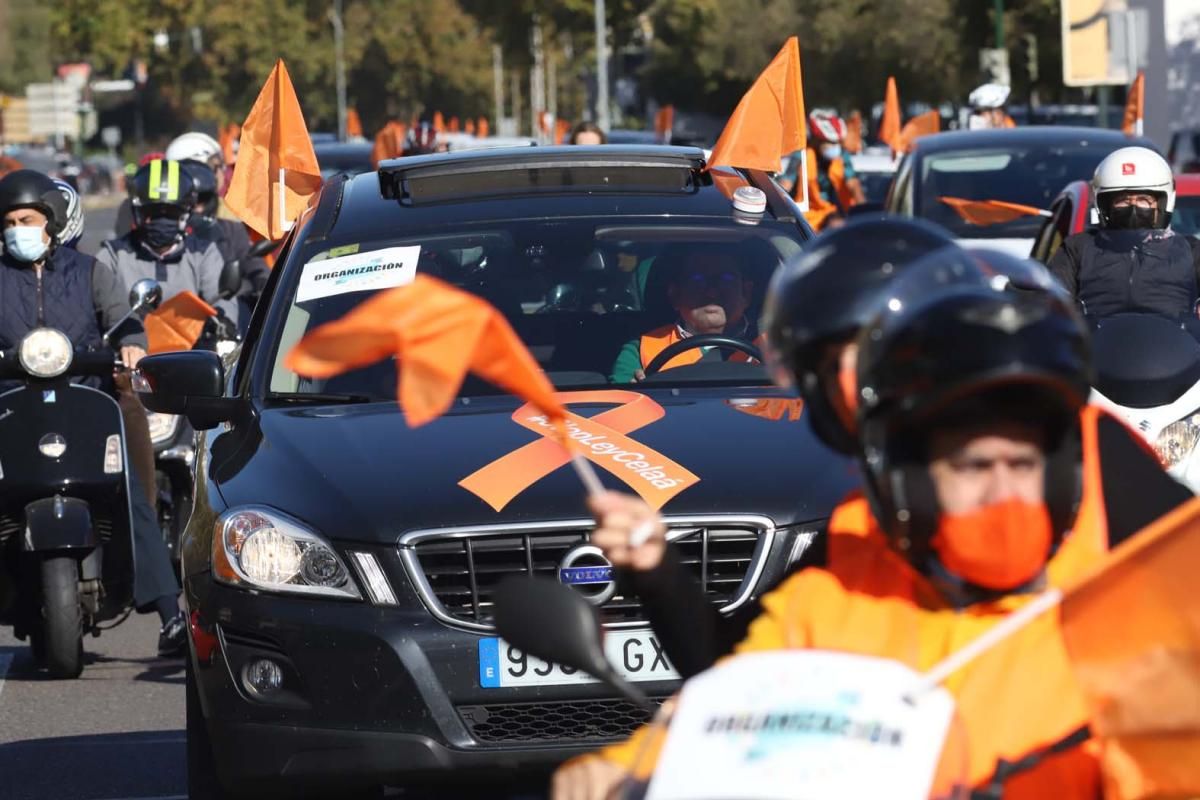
[{"x1": 1062, "y1": 0, "x2": 1149, "y2": 85}]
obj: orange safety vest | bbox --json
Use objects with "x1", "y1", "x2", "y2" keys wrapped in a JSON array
[
  {"x1": 638, "y1": 324, "x2": 765, "y2": 373},
  {"x1": 600, "y1": 405, "x2": 1115, "y2": 796},
  {"x1": 799, "y1": 148, "x2": 856, "y2": 231}
]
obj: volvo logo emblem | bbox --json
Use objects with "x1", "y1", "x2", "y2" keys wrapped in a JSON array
[{"x1": 558, "y1": 545, "x2": 616, "y2": 605}]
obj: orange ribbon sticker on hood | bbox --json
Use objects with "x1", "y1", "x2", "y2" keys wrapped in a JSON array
[{"x1": 459, "y1": 390, "x2": 700, "y2": 512}]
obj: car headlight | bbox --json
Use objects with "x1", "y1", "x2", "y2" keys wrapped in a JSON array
[
  {"x1": 18, "y1": 328, "x2": 73, "y2": 378},
  {"x1": 146, "y1": 412, "x2": 181, "y2": 445},
  {"x1": 1154, "y1": 414, "x2": 1200, "y2": 468},
  {"x1": 213, "y1": 507, "x2": 362, "y2": 600}
]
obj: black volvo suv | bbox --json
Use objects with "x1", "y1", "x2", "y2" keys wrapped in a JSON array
[{"x1": 135, "y1": 146, "x2": 856, "y2": 797}]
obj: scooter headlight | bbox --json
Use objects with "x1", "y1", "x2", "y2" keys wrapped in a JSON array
[
  {"x1": 1154, "y1": 414, "x2": 1200, "y2": 468},
  {"x1": 213, "y1": 507, "x2": 361, "y2": 600},
  {"x1": 146, "y1": 412, "x2": 181, "y2": 445},
  {"x1": 18, "y1": 328, "x2": 72, "y2": 378}
]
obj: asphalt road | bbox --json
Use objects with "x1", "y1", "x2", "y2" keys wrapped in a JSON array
[{"x1": 0, "y1": 198, "x2": 553, "y2": 800}]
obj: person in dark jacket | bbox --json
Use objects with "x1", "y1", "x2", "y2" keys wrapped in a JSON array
[
  {"x1": 589, "y1": 220, "x2": 1193, "y2": 682},
  {"x1": 0, "y1": 169, "x2": 187, "y2": 657},
  {"x1": 1049, "y1": 145, "x2": 1200, "y2": 320}
]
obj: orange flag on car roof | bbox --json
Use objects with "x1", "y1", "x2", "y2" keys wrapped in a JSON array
[
  {"x1": 1122, "y1": 70, "x2": 1145, "y2": 137},
  {"x1": 465, "y1": 119, "x2": 476, "y2": 136},
  {"x1": 346, "y1": 108, "x2": 364, "y2": 139},
  {"x1": 655, "y1": 105, "x2": 675, "y2": 143},
  {"x1": 370, "y1": 121, "x2": 406, "y2": 168},
  {"x1": 144, "y1": 291, "x2": 217, "y2": 354},
  {"x1": 879, "y1": 76, "x2": 901, "y2": 152},
  {"x1": 449, "y1": 116, "x2": 461, "y2": 133},
  {"x1": 897, "y1": 109, "x2": 940, "y2": 153},
  {"x1": 844, "y1": 110, "x2": 863, "y2": 155},
  {"x1": 223, "y1": 59, "x2": 323, "y2": 241},
  {"x1": 1059, "y1": 496, "x2": 1200, "y2": 800},
  {"x1": 707, "y1": 36, "x2": 806, "y2": 174},
  {"x1": 477, "y1": 117, "x2": 490, "y2": 138},
  {"x1": 218, "y1": 122, "x2": 241, "y2": 165},
  {"x1": 554, "y1": 118, "x2": 571, "y2": 144},
  {"x1": 285, "y1": 274, "x2": 568, "y2": 429},
  {"x1": 432, "y1": 111, "x2": 445, "y2": 133}
]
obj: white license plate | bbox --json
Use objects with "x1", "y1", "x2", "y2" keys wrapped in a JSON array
[{"x1": 479, "y1": 629, "x2": 679, "y2": 688}]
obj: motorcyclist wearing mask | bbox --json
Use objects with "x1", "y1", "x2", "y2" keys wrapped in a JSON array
[
  {"x1": 968, "y1": 82, "x2": 1017, "y2": 130},
  {"x1": 1048, "y1": 147, "x2": 1200, "y2": 321},
  {"x1": 178, "y1": 158, "x2": 268, "y2": 326},
  {"x1": 95, "y1": 159, "x2": 235, "y2": 323},
  {"x1": 0, "y1": 169, "x2": 187, "y2": 657},
  {"x1": 587, "y1": 221, "x2": 1190, "y2": 686},
  {"x1": 781, "y1": 111, "x2": 865, "y2": 231},
  {"x1": 556, "y1": 250, "x2": 1130, "y2": 800}
]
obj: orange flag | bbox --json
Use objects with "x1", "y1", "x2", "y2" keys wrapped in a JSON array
[
  {"x1": 465, "y1": 119, "x2": 476, "y2": 136},
  {"x1": 346, "y1": 108, "x2": 364, "y2": 139},
  {"x1": 144, "y1": 291, "x2": 217, "y2": 354},
  {"x1": 477, "y1": 117, "x2": 489, "y2": 138},
  {"x1": 554, "y1": 118, "x2": 571, "y2": 145},
  {"x1": 879, "y1": 76, "x2": 901, "y2": 152},
  {"x1": 1059, "y1": 496, "x2": 1200, "y2": 800},
  {"x1": 285, "y1": 275, "x2": 568, "y2": 429},
  {"x1": 707, "y1": 36, "x2": 806, "y2": 174},
  {"x1": 449, "y1": 116, "x2": 460, "y2": 133},
  {"x1": 224, "y1": 60, "x2": 323, "y2": 240},
  {"x1": 655, "y1": 104, "x2": 675, "y2": 143},
  {"x1": 371, "y1": 121, "x2": 406, "y2": 168},
  {"x1": 844, "y1": 110, "x2": 863, "y2": 155},
  {"x1": 938, "y1": 196, "x2": 1048, "y2": 226},
  {"x1": 898, "y1": 109, "x2": 940, "y2": 153},
  {"x1": 1122, "y1": 71, "x2": 1145, "y2": 137},
  {"x1": 432, "y1": 111, "x2": 445, "y2": 133},
  {"x1": 218, "y1": 122, "x2": 241, "y2": 165}
]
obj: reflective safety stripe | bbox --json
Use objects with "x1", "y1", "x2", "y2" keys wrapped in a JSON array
[{"x1": 147, "y1": 159, "x2": 180, "y2": 201}]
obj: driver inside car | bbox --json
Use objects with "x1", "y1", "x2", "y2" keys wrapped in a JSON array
[{"x1": 609, "y1": 243, "x2": 763, "y2": 383}]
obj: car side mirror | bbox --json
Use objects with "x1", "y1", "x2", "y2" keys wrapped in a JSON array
[
  {"x1": 133, "y1": 350, "x2": 238, "y2": 430},
  {"x1": 218, "y1": 258, "x2": 242, "y2": 300},
  {"x1": 493, "y1": 576, "x2": 654, "y2": 712}
]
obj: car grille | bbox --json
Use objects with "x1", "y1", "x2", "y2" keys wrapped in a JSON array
[
  {"x1": 400, "y1": 517, "x2": 772, "y2": 631},
  {"x1": 458, "y1": 697, "x2": 665, "y2": 743}
]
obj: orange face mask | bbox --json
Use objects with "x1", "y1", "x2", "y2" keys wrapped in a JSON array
[{"x1": 930, "y1": 499, "x2": 1053, "y2": 591}]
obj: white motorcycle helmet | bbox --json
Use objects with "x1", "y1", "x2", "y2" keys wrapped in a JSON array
[
  {"x1": 968, "y1": 82, "x2": 1011, "y2": 111},
  {"x1": 1091, "y1": 146, "x2": 1175, "y2": 229},
  {"x1": 165, "y1": 131, "x2": 224, "y2": 167}
]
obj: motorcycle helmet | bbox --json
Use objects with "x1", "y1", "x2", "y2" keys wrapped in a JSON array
[
  {"x1": 404, "y1": 118, "x2": 439, "y2": 156},
  {"x1": 52, "y1": 178, "x2": 85, "y2": 249},
  {"x1": 166, "y1": 131, "x2": 224, "y2": 169},
  {"x1": 762, "y1": 216, "x2": 958, "y2": 453},
  {"x1": 129, "y1": 159, "x2": 197, "y2": 247},
  {"x1": 179, "y1": 159, "x2": 220, "y2": 219},
  {"x1": 854, "y1": 246, "x2": 1092, "y2": 570},
  {"x1": 807, "y1": 110, "x2": 846, "y2": 144},
  {"x1": 1091, "y1": 146, "x2": 1174, "y2": 229},
  {"x1": 968, "y1": 83, "x2": 1011, "y2": 111},
  {"x1": 0, "y1": 169, "x2": 69, "y2": 240}
]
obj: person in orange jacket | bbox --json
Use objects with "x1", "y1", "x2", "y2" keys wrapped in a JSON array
[
  {"x1": 609, "y1": 242, "x2": 764, "y2": 383},
  {"x1": 779, "y1": 111, "x2": 866, "y2": 231},
  {"x1": 554, "y1": 244, "x2": 1189, "y2": 799}
]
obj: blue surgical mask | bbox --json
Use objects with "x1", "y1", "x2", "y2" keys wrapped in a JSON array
[
  {"x1": 819, "y1": 144, "x2": 842, "y2": 161},
  {"x1": 3, "y1": 225, "x2": 49, "y2": 263}
]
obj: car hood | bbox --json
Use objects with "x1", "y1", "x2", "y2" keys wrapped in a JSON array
[{"x1": 209, "y1": 389, "x2": 857, "y2": 544}]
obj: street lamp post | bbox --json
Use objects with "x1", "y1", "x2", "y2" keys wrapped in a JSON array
[
  {"x1": 594, "y1": 0, "x2": 610, "y2": 132},
  {"x1": 329, "y1": 0, "x2": 347, "y2": 142}
]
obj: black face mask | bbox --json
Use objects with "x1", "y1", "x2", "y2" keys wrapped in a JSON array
[
  {"x1": 1107, "y1": 204, "x2": 1159, "y2": 230},
  {"x1": 139, "y1": 216, "x2": 183, "y2": 249}
]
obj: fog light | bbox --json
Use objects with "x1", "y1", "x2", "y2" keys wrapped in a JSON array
[
  {"x1": 38, "y1": 433, "x2": 67, "y2": 459},
  {"x1": 242, "y1": 658, "x2": 284, "y2": 697}
]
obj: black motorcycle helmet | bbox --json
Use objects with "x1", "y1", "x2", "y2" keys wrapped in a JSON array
[
  {"x1": 0, "y1": 169, "x2": 69, "y2": 240},
  {"x1": 179, "y1": 159, "x2": 220, "y2": 218},
  {"x1": 129, "y1": 158, "x2": 197, "y2": 223},
  {"x1": 762, "y1": 216, "x2": 957, "y2": 453},
  {"x1": 854, "y1": 247, "x2": 1093, "y2": 570}
]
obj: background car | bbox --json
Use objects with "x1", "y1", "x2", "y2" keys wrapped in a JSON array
[
  {"x1": 1171, "y1": 174, "x2": 1200, "y2": 237},
  {"x1": 145, "y1": 145, "x2": 855, "y2": 798},
  {"x1": 1168, "y1": 129, "x2": 1200, "y2": 174},
  {"x1": 886, "y1": 127, "x2": 1159, "y2": 257},
  {"x1": 313, "y1": 140, "x2": 375, "y2": 180},
  {"x1": 1029, "y1": 179, "x2": 1092, "y2": 264},
  {"x1": 848, "y1": 146, "x2": 897, "y2": 206}
]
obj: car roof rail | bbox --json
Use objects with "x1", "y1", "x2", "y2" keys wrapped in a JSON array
[
  {"x1": 304, "y1": 172, "x2": 349, "y2": 243},
  {"x1": 377, "y1": 145, "x2": 708, "y2": 202}
]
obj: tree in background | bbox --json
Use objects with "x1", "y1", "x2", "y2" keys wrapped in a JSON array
[{"x1": 0, "y1": 0, "x2": 52, "y2": 94}]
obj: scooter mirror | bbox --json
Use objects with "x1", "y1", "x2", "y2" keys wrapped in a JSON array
[
  {"x1": 493, "y1": 576, "x2": 654, "y2": 711},
  {"x1": 129, "y1": 279, "x2": 163, "y2": 314}
]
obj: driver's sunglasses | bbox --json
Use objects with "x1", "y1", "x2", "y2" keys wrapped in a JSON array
[{"x1": 681, "y1": 270, "x2": 741, "y2": 291}]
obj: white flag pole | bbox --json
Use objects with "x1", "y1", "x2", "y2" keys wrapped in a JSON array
[{"x1": 277, "y1": 167, "x2": 294, "y2": 234}]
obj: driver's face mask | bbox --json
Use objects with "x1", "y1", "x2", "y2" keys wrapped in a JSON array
[{"x1": 4, "y1": 224, "x2": 50, "y2": 263}]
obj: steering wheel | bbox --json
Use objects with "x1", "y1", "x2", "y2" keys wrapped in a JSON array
[{"x1": 642, "y1": 334, "x2": 763, "y2": 375}]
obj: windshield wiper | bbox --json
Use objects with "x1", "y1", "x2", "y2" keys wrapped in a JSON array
[{"x1": 265, "y1": 391, "x2": 378, "y2": 405}]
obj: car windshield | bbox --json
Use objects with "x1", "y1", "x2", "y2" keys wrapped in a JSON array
[
  {"x1": 268, "y1": 217, "x2": 804, "y2": 400},
  {"x1": 919, "y1": 143, "x2": 1117, "y2": 238},
  {"x1": 1173, "y1": 196, "x2": 1200, "y2": 238}
]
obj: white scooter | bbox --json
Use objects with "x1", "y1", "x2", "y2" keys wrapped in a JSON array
[{"x1": 1088, "y1": 312, "x2": 1200, "y2": 492}]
